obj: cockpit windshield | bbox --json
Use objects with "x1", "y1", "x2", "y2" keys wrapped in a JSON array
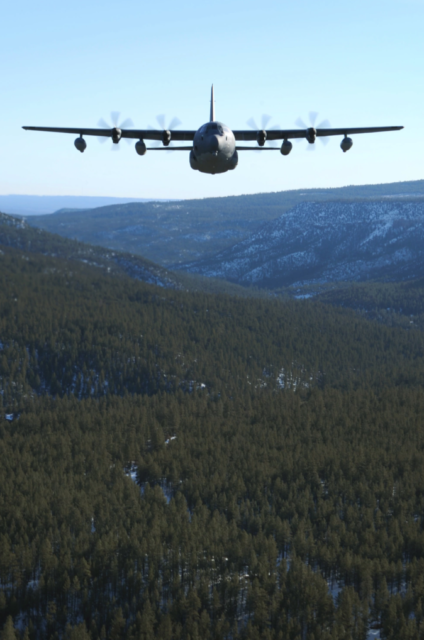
[{"x1": 205, "y1": 123, "x2": 224, "y2": 135}]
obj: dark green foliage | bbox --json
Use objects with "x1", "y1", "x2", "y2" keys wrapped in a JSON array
[
  {"x1": 2, "y1": 390, "x2": 424, "y2": 638},
  {"x1": 2, "y1": 236, "x2": 424, "y2": 638},
  {"x1": 317, "y1": 278, "x2": 424, "y2": 330},
  {"x1": 2, "y1": 244, "x2": 424, "y2": 408}
]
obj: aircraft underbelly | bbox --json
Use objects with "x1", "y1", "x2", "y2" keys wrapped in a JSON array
[{"x1": 197, "y1": 151, "x2": 231, "y2": 174}]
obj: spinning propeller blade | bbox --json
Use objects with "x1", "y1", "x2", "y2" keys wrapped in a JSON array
[
  {"x1": 97, "y1": 112, "x2": 134, "y2": 150},
  {"x1": 247, "y1": 114, "x2": 280, "y2": 149},
  {"x1": 148, "y1": 115, "x2": 182, "y2": 150},
  {"x1": 295, "y1": 112, "x2": 331, "y2": 149}
]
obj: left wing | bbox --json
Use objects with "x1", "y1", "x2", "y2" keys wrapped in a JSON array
[
  {"x1": 22, "y1": 126, "x2": 197, "y2": 142},
  {"x1": 234, "y1": 126, "x2": 403, "y2": 141}
]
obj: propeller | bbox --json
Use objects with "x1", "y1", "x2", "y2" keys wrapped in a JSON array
[
  {"x1": 97, "y1": 112, "x2": 134, "y2": 151},
  {"x1": 148, "y1": 115, "x2": 182, "y2": 149},
  {"x1": 295, "y1": 112, "x2": 331, "y2": 151},
  {"x1": 247, "y1": 114, "x2": 281, "y2": 149}
]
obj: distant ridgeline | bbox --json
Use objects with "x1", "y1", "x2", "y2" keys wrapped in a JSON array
[
  {"x1": 2, "y1": 209, "x2": 424, "y2": 638},
  {"x1": 25, "y1": 179, "x2": 424, "y2": 267},
  {"x1": 0, "y1": 194, "x2": 165, "y2": 216}
]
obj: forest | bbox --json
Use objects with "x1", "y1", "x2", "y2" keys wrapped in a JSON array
[
  {"x1": 316, "y1": 279, "x2": 424, "y2": 330},
  {"x1": 2, "y1": 239, "x2": 424, "y2": 639}
]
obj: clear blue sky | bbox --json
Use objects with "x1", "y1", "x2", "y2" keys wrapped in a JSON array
[{"x1": 2, "y1": 0, "x2": 422, "y2": 200}]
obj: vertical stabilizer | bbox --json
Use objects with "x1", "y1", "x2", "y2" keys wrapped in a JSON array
[{"x1": 210, "y1": 85, "x2": 215, "y2": 122}]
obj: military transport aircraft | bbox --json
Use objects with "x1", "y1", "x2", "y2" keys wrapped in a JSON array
[{"x1": 23, "y1": 86, "x2": 403, "y2": 176}]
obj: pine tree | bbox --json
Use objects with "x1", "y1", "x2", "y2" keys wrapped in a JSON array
[{"x1": 0, "y1": 617, "x2": 17, "y2": 640}]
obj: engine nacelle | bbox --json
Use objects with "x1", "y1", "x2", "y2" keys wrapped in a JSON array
[
  {"x1": 257, "y1": 130, "x2": 267, "y2": 146},
  {"x1": 162, "y1": 130, "x2": 171, "y2": 146},
  {"x1": 306, "y1": 127, "x2": 316, "y2": 144},
  {"x1": 74, "y1": 137, "x2": 86, "y2": 153},
  {"x1": 280, "y1": 139, "x2": 293, "y2": 156},
  {"x1": 135, "y1": 140, "x2": 146, "y2": 156},
  {"x1": 340, "y1": 136, "x2": 353, "y2": 153},
  {"x1": 189, "y1": 150, "x2": 199, "y2": 170},
  {"x1": 112, "y1": 127, "x2": 122, "y2": 144}
]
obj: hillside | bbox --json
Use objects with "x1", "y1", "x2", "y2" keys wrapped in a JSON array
[
  {"x1": 2, "y1": 239, "x2": 424, "y2": 638},
  {"x1": 176, "y1": 198, "x2": 424, "y2": 289},
  {"x1": 25, "y1": 179, "x2": 424, "y2": 266},
  {"x1": 0, "y1": 211, "x2": 259, "y2": 297},
  {"x1": 313, "y1": 277, "x2": 424, "y2": 331},
  {"x1": 0, "y1": 211, "x2": 182, "y2": 289},
  {"x1": 4, "y1": 242, "x2": 424, "y2": 405}
]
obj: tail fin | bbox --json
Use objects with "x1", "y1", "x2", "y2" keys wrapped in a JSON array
[{"x1": 210, "y1": 85, "x2": 215, "y2": 122}]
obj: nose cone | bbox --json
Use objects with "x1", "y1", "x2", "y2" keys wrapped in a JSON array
[{"x1": 209, "y1": 135, "x2": 219, "y2": 153}]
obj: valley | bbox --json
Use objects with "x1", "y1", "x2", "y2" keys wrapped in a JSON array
[{"x1": 2, "y1": 186, "x2": 424, "y2": 639}]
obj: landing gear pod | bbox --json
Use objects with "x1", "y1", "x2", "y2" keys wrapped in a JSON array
[
  {"x1": 280, "y1": 139, "x2": 293, "y2": 156},
  {"x1": 189, "y1": 150, "x2": 199, "y2": 170},
  {"x1": 228, "y1": 150, "x2": 238, "y2": 170},
  {"x1": 135, "y1": 140, "x2": 146, "y2": 156},
  {"x1": 341, "y1": 136, "x2": 353, "y2": 153},
  {"x1": 74, "y1": 136, "x2": 86, "y2": 153}
]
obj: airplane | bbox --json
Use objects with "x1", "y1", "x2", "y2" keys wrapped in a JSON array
[{"x1": 23, "y1": 86, "x2": 404, "y2": 176}]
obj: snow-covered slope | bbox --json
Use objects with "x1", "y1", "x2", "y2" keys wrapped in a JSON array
[{"x1": 175, "y1": 199, "x2": 424, "y2": 288}]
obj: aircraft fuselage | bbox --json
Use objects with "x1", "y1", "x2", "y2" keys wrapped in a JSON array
[{"x1": 190, "y1": 121, "x2": 238, "y2": 174}]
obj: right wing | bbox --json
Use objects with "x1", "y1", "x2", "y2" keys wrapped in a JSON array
[{"x1": 22, "y1": 126, "x2": 197, "y2": 142}]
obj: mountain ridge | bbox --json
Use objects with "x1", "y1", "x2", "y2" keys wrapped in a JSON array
[
  {"x1": 24, "y1": 179, "x2": 424, "y2": 266},
  {"x1": 174, "y1": 198, "x2": 424, "y2": 288},
  {"x1": 0, "y1": 211, "x2": 184, "y2": 289},
  {"x1": 0, "y1": 194, "x2": 173, "y2": 216},
  {"x1": 0, "y1": 211, "x2": 257, "y2": 297}
]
